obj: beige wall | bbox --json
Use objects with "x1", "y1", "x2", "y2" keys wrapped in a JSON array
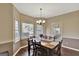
[
  {"x1": 0, "y1": 3, "x2": 13, "y2": 44},
  {"x1": 0, "y1": 3, "x2": 13, "y2": 55},
  {"x1": 46, "y1": 10, "x2": 79, "y2": 39},
  {"x1": 20, "y1": 13, "x2": 35, "y2": 24},
  {"x1": 0, "y1": 42, "x2": 13, "y2": 55}
]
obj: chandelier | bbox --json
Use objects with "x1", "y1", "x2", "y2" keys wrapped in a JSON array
[{"x1": 36, "y1": 8, "x2": 45, "y2": 25}]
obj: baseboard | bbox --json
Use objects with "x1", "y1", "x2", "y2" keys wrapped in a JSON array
[
  {"x1": 62, "y1": 45, "x2": 79, "y2": 52},
  {"x1": 13, "y1": 45, "x2": 28, "y2": 56}
]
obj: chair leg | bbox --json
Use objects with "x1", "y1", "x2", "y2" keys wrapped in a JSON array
[
  {"x1": 28, "y1": 47, "x2": 30, "y2": 56},
  {"x1": 58, "y1": 46, "x2": 61, "y2": 56}
]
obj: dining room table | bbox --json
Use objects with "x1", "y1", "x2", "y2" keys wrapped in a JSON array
[
  {"x1": 29, "y1": 37, "x2": 60, "y2": 56},
  {"x1": 40, "y1": 39, "x2": 59, "y2": 55}
]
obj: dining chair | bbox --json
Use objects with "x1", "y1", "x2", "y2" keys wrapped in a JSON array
[
  {"x1": 32, "y1": 40, "x2": 42, "y2": 56},
  {"x1": 57, "y1": 40, "x2": 63, "y2": 56},
  {"x1": 33, "y1": 40, "x2": 48, "y2": 56},
  {"x1": 52, "y1": 40, "x2": 63, "y2": 56},
  {"x1": 28, "y1": 38, "x2": 34, "y2": 56},
  {"x1": 28, "y1": 38, "x2": 30, "y2": 56},
  {"x1": 28, "y1": 37, "x2": 44, "y2": 56}
]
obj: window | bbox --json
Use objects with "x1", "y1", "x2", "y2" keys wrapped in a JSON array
[
  {"x1": 51, "y1": 23, "x2": 62, "y2": 41},
  {"x1": 21, "y1": 23, "x2": 34, "y2": 39},
  {"x1": 51, "y1": 24, "x2": 61, "y2": 36},
  {"x1": 15, "y1": 20, "x2": 20, "y2": 42},
  {"x1": 35, "y1": 24, "x2": 43, "y2": 37}
]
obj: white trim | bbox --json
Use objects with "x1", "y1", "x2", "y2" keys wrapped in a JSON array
[
  {"x1": 62, "y1": 36, "x2": 79, "y2": 40},
  {"x1": 13, "y1": 45, "x2": 28, "y2": 56},
  {"x1": 0, "y1": 40, "x2": 13, "y2": 44},
  {"x1": 62, "y1": 45, "x2": 79, "y2": 52}
]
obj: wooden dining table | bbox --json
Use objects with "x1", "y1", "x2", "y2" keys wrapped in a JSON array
[
  {"x1": 41, "y1": 39, "x2": 59, "y2": 49},
  {"x1": 40, "y1": 39, "x2": 59, "y2": 55}
]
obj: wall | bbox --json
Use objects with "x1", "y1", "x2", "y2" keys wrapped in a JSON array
[
  {"x1": 0, "y1": 42, "x2": 13, "y2": 55},
  {"x1": 13, "y1": 6, "x2": 21, "y2": 54},
  {"x1": 0, "y1": 3, "x2": 13, "y2": 55},
  {"x1": 46, "y1": 10, "x2": 79, "y2": 39},
  {"x1": 0, "y1": 4, "x2": 22, "y2": 55}
]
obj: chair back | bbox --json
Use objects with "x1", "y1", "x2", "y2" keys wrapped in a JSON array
[
  {"x1": 32, "y1": 40, "x2": 43, "y2": 56},
  {"x1": 57, "y1": 40, "x2": 63, "y2": 56},
  {"x1": 28, "y1": 38, "x2": 33, "y2": 56},
  {"x1": 52, "y1": 39, "x2": 63, "y2": 56}
]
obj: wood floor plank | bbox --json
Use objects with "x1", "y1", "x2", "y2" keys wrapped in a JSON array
[{"x1": 16, "y1": 47, "x2": 79, "y2": 56}]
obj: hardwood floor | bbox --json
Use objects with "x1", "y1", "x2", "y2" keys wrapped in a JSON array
[
  {"x1": 16, "y1": 47, "x2": 79, "y2": 56},
  {"x1": 16, "y1": 38, "x2": 79, "y2": 56},
  {"x1": 62, "y1": 47, "x2": 79, "y2": 56}
]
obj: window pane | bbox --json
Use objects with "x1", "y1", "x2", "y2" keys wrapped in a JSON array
[
  {"x1": 15, "y1": 20, "x2": 20, "y2": 42},
  {"x1": 22, "y1": 23, "x2": 34, "y2": 39},
  {"x1": 35, "y1": 24, "x2": 43, "y2": 37}
]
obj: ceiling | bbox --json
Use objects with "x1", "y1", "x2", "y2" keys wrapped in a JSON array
[{"x1": 13, "y1": 3, "x2": 79, "y2": 18}]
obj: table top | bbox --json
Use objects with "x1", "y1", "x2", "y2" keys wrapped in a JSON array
[{"x1": 41, "y1": 40, "x2": 59, "y2": 49}]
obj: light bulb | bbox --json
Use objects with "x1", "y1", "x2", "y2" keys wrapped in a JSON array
[
  {"x1": 42, "y1": 20, "x2": 45, "y2": 23},
  {"x1": 36, "y1": 21, "x2": 39, "y2": 23},
  {"x1": 39, "y1": 20, "x2": 42, "y2": 23}
]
